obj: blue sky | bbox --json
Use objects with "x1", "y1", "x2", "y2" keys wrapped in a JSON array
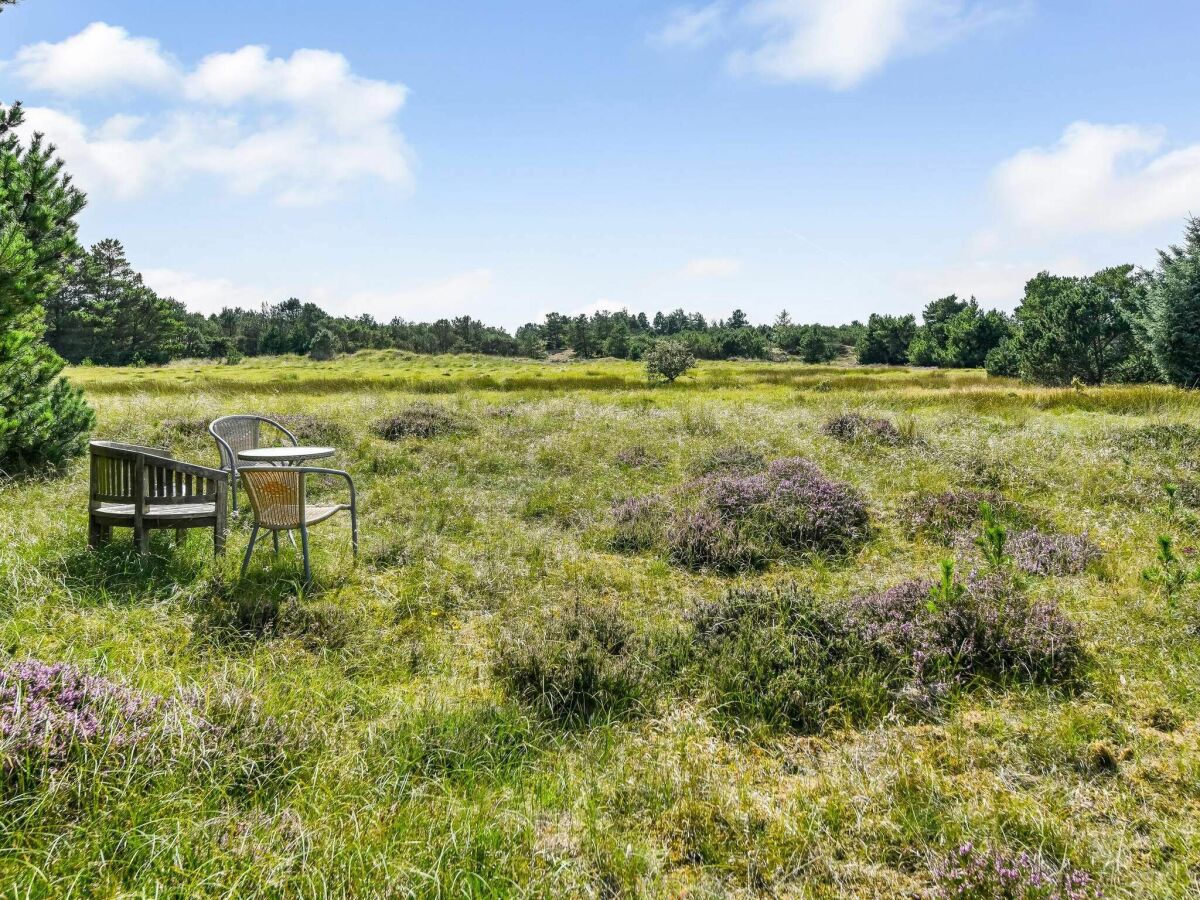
[{"x1": 2, "y1": 0, "x2": 1199, "y2": 329}]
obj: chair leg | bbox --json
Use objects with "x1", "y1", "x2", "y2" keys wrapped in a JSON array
[
  {"x1": 241, "y1": 524, "x2": 260, "y2": 576},
  {"x1": 273, "y1": 531, "x2": 280, "y2": 555},
  {"x1": 350, "y1": 505, "x2": 358, "y2": 559},
  {"x1": 300, "y1": 525, "x2": 311, "y2": 584}
]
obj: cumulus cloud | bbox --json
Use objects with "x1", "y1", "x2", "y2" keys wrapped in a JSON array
[
  {"x1": 660, "y1": 0, "x2": 1027, "y2": 89},
  {"x1": 654, "y1": 4, "x2": 727, "y2": 48},
  {"x1": 8, "y1": 22, "x2": 179, "y2": 94},
  {"x1": 141, "y1": 268, "x2": 272, "y2": 315},
  {"x1": 7, "y1": 25, "x2": 412, "y2": 204},
  {"x1": 677, "y1": 256, "x2": 742, "y2": 278},
  {"x1": 992, "y1": 121, "x2": 1200, "y2": 234}
]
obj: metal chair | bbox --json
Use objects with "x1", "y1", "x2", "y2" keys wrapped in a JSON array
[
  {"x1": 209, "y1": 415, "x2": 298, "y2": 510},
  {"x1": 238, "y1": 466, "x2": 357, "y2": 582}
]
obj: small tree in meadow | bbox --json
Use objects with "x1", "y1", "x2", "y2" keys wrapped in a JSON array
[
  {"x1": 308, "y1": 327, "x2": 337, "y2": 360},
  {"x1": 644, "y1": 339, "x2": 696, "y2": 384}
]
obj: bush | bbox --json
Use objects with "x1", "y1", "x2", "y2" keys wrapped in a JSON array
[
  {"x1": 644, "y1": 339, "x2": 696, "y2": 384},
  {"x1": 820, "y1": 412, "x2": 903, "y2": 446},
  {"x1": 375, "y1": 402, "x2": 465, "y2": 439},
  {"x1": 902, "y1": 489, "x2": 1016, "y2": 542},
  {"x1": 609, "y1": 495, "x2": 670, "y2": 552},
  {"x1": 750, "y1": 457, "x2": 870, "y2": 553},
  {"x1": 933, "y1": 843, "x2": 1100, "y2": 899},
  {"x1": 1139, "y1": 217, "x2": 1200, "y2": 387},
  {"x1": 666, "y1": 508, "x2": 764, "y2": 573},
  {"x1": 844, "y1": 574, "x2": 1083, "y2": 701},
  {"x1": 493, "y1": 603, "x2": 655, "y2": 723},
  {"x1": 1007, "y1": 529, "x2": 1102, "y2": 577},
  {"x1": 687, "y1": 586, "x2": 888, "y2": 733}
]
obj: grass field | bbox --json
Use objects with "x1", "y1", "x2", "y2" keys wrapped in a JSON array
[{"x1": 3, "y1": 351, "x2": 1200, "y2": 898}]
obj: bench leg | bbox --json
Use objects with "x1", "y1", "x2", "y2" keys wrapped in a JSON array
[
  {"x1": 176, "y1": 527, "x2": 185, "y2": 547},
  {"x1": 214, "y1": 523, "x2": 226, "y2": 556},
  {"x1": 136, "y1": 525, "x2": 150, "y2": 557},
  {"x1": 88, "y1": 517, "x2": 104, "y2": 550}
]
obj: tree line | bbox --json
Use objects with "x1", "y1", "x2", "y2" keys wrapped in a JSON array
[{"x1": 42, "y1": 238, "x2": 863, "y2": 366}]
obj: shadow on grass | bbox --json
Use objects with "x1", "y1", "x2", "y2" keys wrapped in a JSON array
[{"x1": 54, "y1": 536, "x2": 213, "y2": 607}]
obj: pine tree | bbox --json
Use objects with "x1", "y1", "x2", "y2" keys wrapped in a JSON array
[
  {"x1": 1144, "y1": 217, "x2": 1200, "y2": 387},
  {"x1": 0, "y1": 102, "x2": 94, "y2": 472}
]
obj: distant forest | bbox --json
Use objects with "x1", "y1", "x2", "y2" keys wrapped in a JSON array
[{"x1": 43, "y1": 216, "x2": 1200, "y2": 390}]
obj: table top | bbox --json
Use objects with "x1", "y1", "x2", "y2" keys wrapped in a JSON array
[{"x1": 237, "y1": 446, "x2": 335, "y2": 463}]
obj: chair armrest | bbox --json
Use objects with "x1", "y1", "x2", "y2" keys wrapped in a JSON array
[{"x1": 294, "y1": 467, "x2": 356, "y2": 506}]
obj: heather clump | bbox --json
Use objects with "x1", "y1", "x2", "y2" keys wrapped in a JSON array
[
  {"x1": 1007, "y1": 529, "x2": 1102, "y2": 577},
  {"x1": 271, "y1": 413, "x2": 351, "y2": 446},
  {"x1": 608, "y1": 495, "x2": 669, "y2": 552},
  {"x1": 375, "y1": 402, "x2": 465, "y2": 439},
  {"x1": 903, "y1": 489, "x2": 1019, "y2": 542},
  {"x1": 1, "y1": 659, "x2": 159, "y2": 789},
  {"x1": 820, "y1": 412, "x2": 903, "y2": 446},
  {"x1": 933, "y1": 843, "x2": 1101, "y2": 899},
  {"x1": 845, "y1": 573, "x2": 1082, "y2": 704},
  {"x1": 666, "y1": 508, "x2": 764, "y2": 573},
  {"x1": 493, "y1": 603, "x2": 658, "y2": 724},
  {"x1": 613, "y1": 445, "x2": 661, "y2": 468},
  {"x1": 687, "y1": 586, "x2": 887, "y2": 733},
  {"x1": 612, "y1": 456, "x2": 868, "y2": 572}
]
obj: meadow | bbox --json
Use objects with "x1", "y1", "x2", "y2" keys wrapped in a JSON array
[{"x1": 2, "y1": 350, "x2": 1199, "y2": 898}]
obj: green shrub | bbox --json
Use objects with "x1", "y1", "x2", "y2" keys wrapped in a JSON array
[
  {"x1": 493, "y1": 602, "x2": 656, "y2": 723},
  {"x1": 644, "y1": 339, "x2": 696, "y2": 384},
  {"x1": 688, "y1": 586, "x2": 889, "y2": 733},
  {"x1": 375, "y1": 402, "x2": 465, "y2": 439}
]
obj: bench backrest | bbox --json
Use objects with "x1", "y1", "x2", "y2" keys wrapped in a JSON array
[{"x1": 89, "y1": 441, "x2": 227, "y2": 511}]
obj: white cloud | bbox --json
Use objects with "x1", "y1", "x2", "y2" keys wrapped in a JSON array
[
  {"x1": 331, "y1": 270, "x2": 497, "y2": 322},
  {"x1": 654, "y1": 4, "x2": 727, "y2": 48},
  {"x1": 7, "y1": 25, "x2": 412, "y2": 205},
  {"x1": 569, "y1": 298, "x2": 638, "y2": 317},
  {"x1": 992, "y1": 122, "x2": 1200, "y2": 234},
  {"x1": 677, "y1": 256, "x2": 742, "y2": 278},
  {"x1": 9, "y1": 22, "x2": 178, "y2": 94},
  {"x1": 660, "y1": 0, "x2": 1026, "y2": 89},
  {"x1": 142, "y1": 269, "x2": 272, "y2": 315}
]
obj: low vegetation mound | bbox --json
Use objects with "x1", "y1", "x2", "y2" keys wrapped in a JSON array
[
  {"x1": 610, "y1": 457, "x2": 870, "y2": 572},
  {"x1": 374, "y1": 402, "x2": 465, "y2": 439},
  {"x1": 820, "y1": 412, "x2": 904, "y2": 445},
  {"x1": 902, "y1": 489, "x2": 1024, "y2": 542},
  {"x1": 691, "y1": 444, "x2": 766, "y2": 476},
  {"x1": 493, "y1": 603, "x2": 661, "y2": 724},
  {"x1": 932, "y1": 843, "x2": 1101, "y2": 900},
  {"x1": 686, "y1": 573, "x2": 1083, "y2": 733},
  {"x1": 1006, "y1": 528, "x2": 1102, "y2": 577}
]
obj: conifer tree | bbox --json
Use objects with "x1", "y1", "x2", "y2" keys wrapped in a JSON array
[{"x1": 0, "y1": 102, "x2": 94, "y2": 472}]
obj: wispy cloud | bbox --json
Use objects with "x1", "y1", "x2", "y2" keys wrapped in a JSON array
[
  {"x1": 658, "y1": 0, "x2": 1029, "y2": 89},
  {"x1": 676, "y1": 256, "x2": 742, "y2": 278}
]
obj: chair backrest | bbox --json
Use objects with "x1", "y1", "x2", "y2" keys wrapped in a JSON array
[
  {"x1": 90, "y1": 441, "x2": 225, "y2": 511},
  {"x1": 240, "y1": 467, "x2": 305, "y2": 529},
  {"x1": 209, "y1": 416, "x2": 297, "y2": 472}
]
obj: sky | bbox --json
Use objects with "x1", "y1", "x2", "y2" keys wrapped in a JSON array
[{"x1": 1, "y1": 0, "x2": 1199, "y2": 330}]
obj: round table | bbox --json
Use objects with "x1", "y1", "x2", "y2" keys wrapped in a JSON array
[{"x1": 237, "y1": 446, "x2": 335, "y2": 466}]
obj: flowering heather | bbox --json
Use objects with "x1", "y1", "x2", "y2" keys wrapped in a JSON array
[
  {"x1": 1, "y1": 659, "x2": 158, "y2": 779},
  {"x1": 903, "y1": 489, "x2": 1012, "y2": 541},
  {"x1": 933, "y1": 843, "x2": 1101, "y2": 899},
  {"x1": 1007, "y1": 529, "x2": 1102, "y2": 576},
  {"x1": 845, "y1": 575, "x2": 1082, "y2": 698},
  {"x1": 608, "y1": 495, "x2": 668, "y2": 552},
  {"x1": 374, "y1": 402, "x2": 465, "y2": 439},
  {"x1": 666, "y1": 509, "x2": 762, "y2": 573},
  {"x1": 820, "y1": 412, "x2": 903, "y2": 445},
  {"x1": 614, "y1": 445, "x2": 661, "y2": 468},
  {"x1": 760, "y1": 457, "x2": 870, "y2": 553}
]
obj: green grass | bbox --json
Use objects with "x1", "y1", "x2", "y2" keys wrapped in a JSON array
[{"x1": 2, "y1": 352, "x2": 1199, "y2": 897}]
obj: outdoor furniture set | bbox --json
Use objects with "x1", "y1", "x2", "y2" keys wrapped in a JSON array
[{"x1": 86, "y1": 415, "x2": 357, "y2": 580}]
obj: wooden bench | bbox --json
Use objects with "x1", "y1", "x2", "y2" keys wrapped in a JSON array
[{"x1": 88, "y1": 441, "x2": 228, "y2": 556}]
